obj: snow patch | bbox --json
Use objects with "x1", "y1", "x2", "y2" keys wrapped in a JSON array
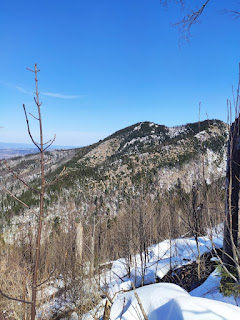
[
  {"x1": 104, "y1": 233, "x2": 223, "y2": 297},
  {"x1": 133, "y1": 123, "x2": 142, "y2": 131},
  {"x1": 168, "y1": 126, "x2": 186, "y2": 138},
  {"x1": 110, "y1": 283, "x2": 240, "y2": 320}
]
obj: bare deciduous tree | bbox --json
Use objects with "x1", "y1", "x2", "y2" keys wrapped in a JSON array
[
  {"x1": 223, "y1": 111, "x2": 240, "y2": 278},
  {"x1": 0, "y1": 64, "x2": 56, "y2": 319},
  {"x1": 25, "y1": 64, "x2": 56, "y2": 319},
  {"x1": 160, "y1": 0, "x2": 240, "y2": 41},
  {"x1": 222, "y1": 65, "x2": 240, "y2": 282}
]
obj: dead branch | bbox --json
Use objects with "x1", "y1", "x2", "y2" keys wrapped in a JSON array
[
  {"x1": 220, "y1": 9, "x2": 240, "y2": 19},
  {"x1": 36, "y1": 268, "x2": 56, "y2": 288},
  {"x1": 29, "y1": 63, "x2": 46, "y2": 320},
  {"x1": 119, "y1": 297, "x2": 126, "y2": 320},
  {"x1": 0, "y1": 288, "x2": 32, "y2": 305},
  {"x1": 26, "y1": 67, "x2": 37, "y2": 73},
  {"x1": 1, "y1": 185, "x2": 39, "y2": 217},
  {"x1": 173, "y1": 0, "x2": 210, "y2": 40},
  {"x1": 45, "y1": 166, "x2": 66, "y2": 190},
  {"x1": 131, "y1": 282, "x2": 148, "y2": 320},
  {"x1": 103, "y1": 299, "x2": 112, "y2": 320},
  {"x1": 4, "y1": 160, "x2": 37, "y2": 192},
  {"x1": 23, "y1": 104, "x2": 41, "y2": 151},
  {"x1": 33, "y1": 97, "x2": 42, "y2": 107},
  {"x1": 42, "y1": 139, "x2": 53, "y2": 146},
  {"x1": 212, "y1": 245, "x2": 239, "y2": 284},
  {"x1": 43, "y1": 134, "x2": 56, "y2": 151},
  {"x1": 29, "y1": 113, "x2": 39, "y2": 121}
]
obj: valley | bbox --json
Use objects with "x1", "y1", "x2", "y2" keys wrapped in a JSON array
[{"x1": 0, "y1": 119, "x2": 234, "y2": 319}]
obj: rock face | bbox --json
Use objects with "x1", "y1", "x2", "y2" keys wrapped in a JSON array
[{"x1": 0, "y1": 119, "x2": 228, "y2": 232}]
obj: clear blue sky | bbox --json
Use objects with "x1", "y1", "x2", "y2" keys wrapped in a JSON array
[{"x1": 0, "y1": 0, "x2": 239, "y2": 146}]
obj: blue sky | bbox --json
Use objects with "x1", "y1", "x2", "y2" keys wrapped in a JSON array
[{"x1": 0, "y1": 0, "x2": 240, "y2": 146}]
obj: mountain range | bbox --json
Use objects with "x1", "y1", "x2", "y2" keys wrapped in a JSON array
[
  {"x1": 0, "y1": 119, "x2": 228, "y2": 233},
  {"x1": 0, "y1": 142, "x2": 79, "y2": 159}
]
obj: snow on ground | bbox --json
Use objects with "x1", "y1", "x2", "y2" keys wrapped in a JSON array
[
  {"x1": 110, "y1": 283, "x2": 240, "y2": 320},
  {"x1": 168, "y1": 126, "x2": 186, "y2": 138},
  {"x1": 50, "y1": 224, "x2": 240, "y2": 319},
  {"x1": 190, "y1": 269, "x2": 240, "y2": 306},
  {"x1": 99, "y1": 226, "x2": 240, "y2": 319},
  {"x1": 103, "y1": 233, "x2": 223, "y2": 298}
]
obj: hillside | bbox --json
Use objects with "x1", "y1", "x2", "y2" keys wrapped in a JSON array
[
  {"x1": 0, "y1": 119, "x2": 228, "y2": 232},
  {"x1": 0, "y1": 119, "x2": 232, "y2": 319},
  {"x1": 0, "y1": 142, "x2": 78, "y2": 159}
]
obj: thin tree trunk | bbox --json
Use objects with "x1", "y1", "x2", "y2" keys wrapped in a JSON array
[
  {"x1": 223, "y1": 117, "x2": 240, "y2": 279},
  {"x1": 31, "y1": 64, "x2": 45, "y2": 320},
  {"x1": 76, "y1": 220, "x2": 83, "y2": 263}
]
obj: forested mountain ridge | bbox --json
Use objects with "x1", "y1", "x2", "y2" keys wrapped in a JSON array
[
  {"x1": 0, "y1": 119, "x2": 231, "y2": 319},
  {"x1": 0, "y1": 119, "x2": 228, "y2": 233},
  {"x1": 77, "y1": 119, "x2": 227, "y2": 189}
]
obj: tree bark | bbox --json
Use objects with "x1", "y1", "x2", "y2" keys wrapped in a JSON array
[{"x1": 223, "y1": 117, "x2": 240, "y2": 273}]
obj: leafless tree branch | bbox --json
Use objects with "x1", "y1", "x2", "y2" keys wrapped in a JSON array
[
  {"x1": 43, "y1": 134, "x2": 56, "y2": 151},
  {"x1": 1, "y1": 185, "x2": 39, "y2": 217},
  {"x1": 42, "y1": 139, "x2": 53, "y2": 146},
  {"x1": 131, "y1": 282, "x2": 148, "y2": 320},
  {"x1": 36, "y1": 268, "x2": 56, "y2": 288},
  {"x1": 29, "y1": 112, "x2": 39, "y2": 121},
  {"x1": 23, "y1": 104, "x2": 41, "y2": 151},
  {"x1": 174, "y1": 0, "x2": 210, "y2": 40},
  {"x1": 45, "y1": 166, "x2": 66, "y2": 190},
  {"x1": 220, "y1": 9, "x2": 240, "y2": 19},
  {"x1": 0, "y1": 288, "x2": 32, "y2": 305},
  {"x1": 34, "y1": 97, "x2": 42, "y2": 107},
  {"x1": 4, "y1": 160, "x2": 37, "y2": 192}
]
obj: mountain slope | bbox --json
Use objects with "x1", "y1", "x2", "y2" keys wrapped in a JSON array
[
  {"x1": 57, "y1": 119, "x2": 227, "y2": 195},
  {"x1": 0, "y1": 119, "x2": 228, "y2": 230}
]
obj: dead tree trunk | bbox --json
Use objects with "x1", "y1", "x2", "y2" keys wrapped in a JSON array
[
  {"x1": 75, "y1": 220, "x2": 83, "y2": 263},
  {"x1": 223, "y1": 117, "x2": 240, "y2": 276},
  {"x1": 0, "y1": 65, "x2": 57, "y2": 318},
  {"x1": 24, "y1": 64, "x2": 55, "y2": 319}
]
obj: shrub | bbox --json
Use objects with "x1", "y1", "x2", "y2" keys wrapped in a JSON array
[{"x1": 219, "y1": 265, "x2": 240, "y2": 298}]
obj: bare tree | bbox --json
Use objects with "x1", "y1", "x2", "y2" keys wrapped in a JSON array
[
  {"x1": 223, "y1": 117, "x2": 240, "y2": 278},
  {"x1": 160, "y1": 0, "x2": 240, "y2": 40},
  {"x1": 0, "y1": 64, "x2": 56, "y2": 319},
  {"x1": 223, "y1": 65, "x2": 240, "y2": 280},
  {"x1": 25, "y1": 64, "x2": 55, "y2": 319}
]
